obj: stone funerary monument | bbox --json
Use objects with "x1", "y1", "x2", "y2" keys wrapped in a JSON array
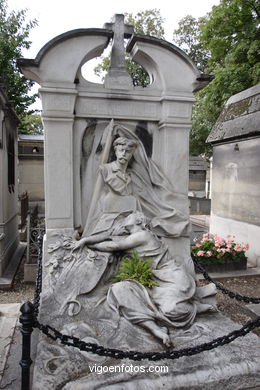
[{"x1": 19, "y1": 15, "x2": 260, "y2": 390}]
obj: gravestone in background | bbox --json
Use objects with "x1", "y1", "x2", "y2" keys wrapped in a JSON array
[
  {"x1": 207, "y1": 84, "x2": 260, "y2": 267},
  {"x1": 18, "y1": 15, "x2": 260, "y2": 390},
  {"x1": 0, "y1": 84, "x2": 26, "y2": 287}
]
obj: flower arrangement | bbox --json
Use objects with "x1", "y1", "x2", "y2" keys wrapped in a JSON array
[{"x1": 192, "y1": 233, "x2": 249, "y2": 265}]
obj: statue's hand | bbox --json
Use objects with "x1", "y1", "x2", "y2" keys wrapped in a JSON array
[{"x1": 72, "y1": 237, "x2": 88, "y2": 251}]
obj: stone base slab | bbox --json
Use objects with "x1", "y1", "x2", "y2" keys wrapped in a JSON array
[
  {"x1": 0, "y1": 303, "x2": 20, "y2": 384},
  {"x1": 31, "y1": 313, "x2": 260, "y2": 390}
]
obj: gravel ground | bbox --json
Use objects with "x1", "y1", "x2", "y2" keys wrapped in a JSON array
[
  {"x1": 212, "y1": 277, "x2": 260, "y2": 336},
  {"x1": 0, "y1": 258, "x2": 259, "y2": 336}
]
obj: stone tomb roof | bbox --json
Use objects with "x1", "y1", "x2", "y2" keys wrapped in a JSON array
[
  {"x1": 207, "y1": 83, "x2": 260, "y2": 144},
  {"x1": 18, "y1": 134, "x2": 44, "y2": 160},
  {"x1": 18, "y1": 134, "x2": 44, "y2": 141},
  {"x1": 189, "y1": 156, "x2": 208, "y2": 171}
]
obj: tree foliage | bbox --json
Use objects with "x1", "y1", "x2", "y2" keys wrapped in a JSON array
[
  {"x1": 0, "y1": 0, "x2": 37, "y2": 124},
  {"x1": 94, "y1": 9, "x2": 165, "y2": 87},
  {"x1": 174, "y1": 0, "x2": 260, "y2": 156},
  {"x1": 173, "y1": 15, "x2": 209, "y2": 72},
  {"x1": 19, "y1": 113, "x2": 43, "y2": 135},
  {"x1": 124, "y1": 9, "x2": 165, "y2": 38}
]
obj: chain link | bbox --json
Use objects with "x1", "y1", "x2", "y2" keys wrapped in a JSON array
[
  {"x1": 34, "y1": 316, "x2": 260, "y2": 361},
  {"x1": 32, "y1": 236, "x2": 260, "y2": 361},
  {"x1": 33, "y1": 235, "x2": 43, "y2": 319},
  {"x1": 192, "y1": 253, "x2": 260, "y2": 304}
]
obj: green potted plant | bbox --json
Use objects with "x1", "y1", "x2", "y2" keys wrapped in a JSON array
[{"x1": 192, "y1": 233, "x2": 249, "y2": 273}]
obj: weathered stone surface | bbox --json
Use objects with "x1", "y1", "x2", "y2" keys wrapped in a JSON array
[
  {"x1": 32, "y1": 312, "x2": 260, "y2": 390},
  {"x1": 104, "y1": 14, "x2": 134, "y2": 89},
  {"x1": 207, "y1": 84, "x2": 260, "y2": 267},
  {"x1": 0, "y1": 303, "x2": 20, "y2": 383},
  {"x1": 207, "y1": 84, "x2": 260, "y2": 144}
]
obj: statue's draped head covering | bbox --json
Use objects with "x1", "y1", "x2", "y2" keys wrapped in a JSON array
[{"x1": 111, "y1": 124, "x2": 190, "y2": 238}]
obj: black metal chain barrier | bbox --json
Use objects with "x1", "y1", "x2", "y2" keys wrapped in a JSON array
[
  {"x1": 32, "y1": 241, "x2": 260, "y2": 360},
  {"x1": 20, "y1": 236, "x2": 260, "y2": 389},
  {"x1": 33, "y1": 315, "x2": 260, "y2": 362},
  {"x1": 191, "y1": 253, "x2": 260, "y2": 304},
  {"x1": 33, "y1": 235, "x2": 43, "y2": 318}
]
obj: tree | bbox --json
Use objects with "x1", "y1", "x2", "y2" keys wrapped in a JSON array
[
  {"x1": 94, "y1": 9, "x2": 165, "y2": 87},
  {"x1": 18, "y1": 113, "x2": 43, "y2": 135},
  {"x1": 173, "y1": 15, "x2": 209, "y2": 72},
  {"x1": 173, "y1": 0, "x2": 260, "y2": 156},
  {"x1": 124, "y1": 9, "x2": 165, "y2": 38},
  {"x1": 0, "y1": 0, "x2": 37, "y2": 124}
]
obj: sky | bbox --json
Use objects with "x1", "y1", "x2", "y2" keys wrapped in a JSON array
[
  {"x1": 8, "y1": 0, "x2": 220, "y2": 58},
  {"x1": 7, "y1": 0, "x2": 220, "y2": 109}
]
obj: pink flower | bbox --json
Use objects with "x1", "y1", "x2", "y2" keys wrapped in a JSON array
[
  {"x1": 197, "y1": 250, "x2": 204, "y2": 256},
  {"x1": 196, "y1": 244, "x2": 202, "y2": 248},
  {"x1": 243, "y1": 243, "x2": 249, "y2": 251},
  {"x1": 206, "y1": 251, "x2": 212, "y2": 257},
  {"x1": 234, "y1": 246, "x2": 243, "y2": 252}
]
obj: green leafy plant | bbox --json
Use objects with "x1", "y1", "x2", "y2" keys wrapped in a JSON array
[
  {"x1": 192, "y1": 233, "x2": 249, "y2": 264},
  {"x1": 114, "y1": 250, "x2": 158, "y2": 288},
  {"x1": 0, "y1": 0, "x2": 38, "y2": 119}
]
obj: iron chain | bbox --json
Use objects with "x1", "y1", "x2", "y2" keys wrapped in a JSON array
[
  {"x1": 192, "y1": 253, "x2": 260, "y2": 304},
  {"x1": 31, "y1": 236, "x2": 260, "y2": 361},
  {"x1": 33, "y1": 235, "x2": 43, "y2": 319},
  {"x1": 34, "y1": 316, "x2": 260, "y2": 361}
]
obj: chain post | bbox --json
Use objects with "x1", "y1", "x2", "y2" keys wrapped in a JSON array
[{"x1": 20, "y1": 301, "x2": 35, "y2": 390}]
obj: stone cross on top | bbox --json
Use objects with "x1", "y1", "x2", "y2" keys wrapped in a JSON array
[{"x1": 104, "y1": 14, "x2": 134, "y2": 89}]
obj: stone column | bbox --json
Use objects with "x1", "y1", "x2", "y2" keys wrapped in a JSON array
[{"x1": 40, "y1": 87, "x2": 77, "y2": 231}]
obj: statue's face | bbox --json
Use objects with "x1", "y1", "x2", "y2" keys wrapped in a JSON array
[
  {"x1": 115, "y1": 144, "x2": 134, "y2": 165},
  {"x1": 124, "y1": 213, "x2": 137, "y2": 227},
  {"x1": 124, "y1": 212, "x2": 144, "y2": 228}
]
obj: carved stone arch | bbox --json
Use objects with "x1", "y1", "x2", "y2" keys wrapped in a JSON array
[
  {"x1": 127, "y1": 35, "x2": 211, "y2": 93},
  {"x1": 17, "y1": 29, "x2": 112, "y2": 85}
]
